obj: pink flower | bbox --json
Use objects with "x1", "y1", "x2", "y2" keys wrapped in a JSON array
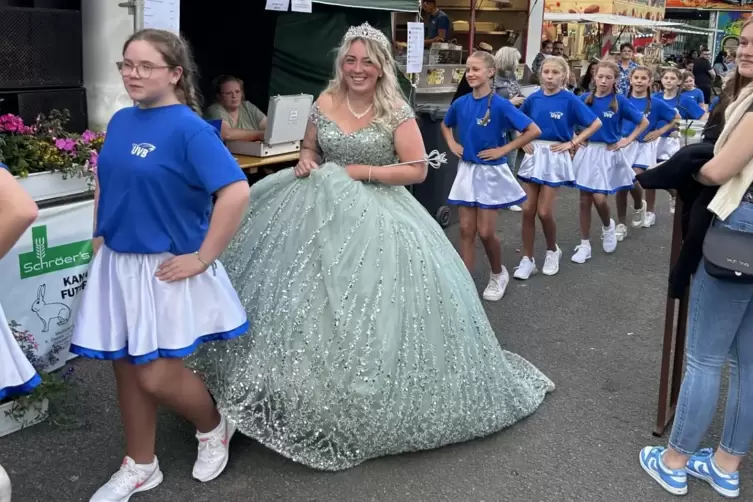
[
  {"x1": 89, "y1": 150, "x2": 99, "y2": 173},
  {"x1": 55, "y1": 138, "x2": 76, "y2": 152},
  {"x1": 81, "y1": 130, "x2": 97, "y2": 143},
  {"x1": 0, "y1": 113, "x2": 26, "y2": 134}
]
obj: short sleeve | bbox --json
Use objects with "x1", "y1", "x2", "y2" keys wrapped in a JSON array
[
  {"x1": 204, "y1": 103, "x2": 227, "y2": 121},
  {"x1": 619, "y1": 95, "x2": 644, "y2": 125},
  {"x1": 437, "y1": 14, "x2": 451, "y2": 31},
  {"x1": 678, "y1": 94, "x2": 705, "y2": 120},
  {"x1": 570, "y1": 94, "x2": 598, "y2": 127},
  {"x1": 443, "y1": 99, "x2": 458, "y2": 127},
  {"x1": 657, "y1": 100, "x2": 677, "y2": 123},
  {"x1": 186, "y1": 126, "x2": 246, "y2": 194},
  {"x1": 390, "y1": 103, "x2": 416, "y2": 130},
  {"x1": 497, "y1": 98, "x2": 531, "y2": 132},
  {"x1": 244, "y1": 101, "x2": 266, "y2": 127}
]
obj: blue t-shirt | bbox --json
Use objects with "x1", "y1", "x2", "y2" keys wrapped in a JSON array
[
  {"x1": 709, "y1": 96, "x2": 720, "y2": 112},
  {"x1": 206, "y1": 119, "x2": 223, "y2": 135},
  {"x1": 581, "y1": 93, "x2": 643, "y2": 144},
  {"x1": 621, "y1": 96, "x2": 677, "y2": 142},
  {"x1": 685, "y1": 88, "x2": 705, "y2": 106},
  {"x1": 520, "y1": 89, "x2": 597, "y2": 142},
  {"x1": 0, "y1": 162, "x2": 7, "y2": 171},
  {"x1": 444, "y1": 93, "x2": 533, "y2": 165},
  {"x1": 427, "y1": 10, "x2": 451, "y2": 40},
  {"x1": 652, "y1": 91, "x2": 705, "y2": 136},
  {"x1": 95, "y1": 104, "x2": 246, "y2": 255}
]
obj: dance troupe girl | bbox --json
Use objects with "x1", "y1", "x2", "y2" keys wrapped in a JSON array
[
  {"x1": 68, "y1": 29, "x2": 250, "y2": 501},
  {"x1": 681, "y1": 71, "x2": 708, "y2": 111},
  {"x1": 441, "y1": 50, "x2": 541, "y2": 300},
  {"x1": 514, "y1": 55, "x2": 601, "y2": 279},
  {"x1": 0, "y1": 163, "x2": 40, "y2": 502},
  {"x1": 570, "y1": 60, "x2": 648, "y2": 264},
  {"x1": 616, "y1": 66, "x2": 680, "y2": 238},
  {"x1": 648, "y1": 68, "x2": 706, "y2": 224}
]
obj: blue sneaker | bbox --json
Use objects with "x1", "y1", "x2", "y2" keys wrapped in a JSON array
[
  {"x1": 686, "y1": 448, "x2": 740, "y2": 498},
  {"x1": 640, "y1": 446, "x2": 688, "y2": 495}
]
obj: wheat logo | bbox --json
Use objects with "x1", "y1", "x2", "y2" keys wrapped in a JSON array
[{"x1": 17, "y1": 225, "x2": 93, "y2": 279}]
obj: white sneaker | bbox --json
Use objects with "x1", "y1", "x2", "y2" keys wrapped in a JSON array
[
  {"x1": 0, "y1": 464, "x2": 10, "y2": 502},
  {"x1": 193, "y1": 414, "x2": 236, "y2": 482},
  {"x1": 507, "y1": 205, "x2": 522, "y2": 212},
  {"x1": 571, "y1": 244, "x2": 592, "y2": 264},
  {"x1": 615, "y1": 223, "x2": 628, "y2": 242},
  {"x1": 513, "y1": 256, "x2": 538, "y2": 280},
  {"x1": 90, "y1": 456, "x2": 163, "y2": 502},
  {"x1": 632, "y1": 200, "x2": 647, "y2": 228},
  {"x1": 643, "y1": 212, "x2": 656, "y2": 228},
  {"x1": 482, "y1": 267, "x2": 510, "y2": 301},
  {"x1": 542, "y1": 245, "x2": 562, "y2": 276},
  {"x1": 602, "y1": 219, "x2": 618, "y2": 254},
  {"x1": 669, "y1": 197, "x2": 676, "y2": 214}
]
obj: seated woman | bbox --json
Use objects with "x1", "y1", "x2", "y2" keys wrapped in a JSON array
[{"x1": 205, "y1": 75, "x2": 267, "y2": 141}]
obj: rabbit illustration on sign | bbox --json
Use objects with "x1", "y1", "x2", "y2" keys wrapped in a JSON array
[{"x1": 31, "y1": 284, "x2": 71, "y2": 333}]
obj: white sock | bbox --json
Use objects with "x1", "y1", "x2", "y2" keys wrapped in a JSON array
[
  {"x1": 580, "y1": 239, "x2": 590, "y2": 247},
  {"x1": 197, "y1": 415, "x2": 225, "y2": 438}
]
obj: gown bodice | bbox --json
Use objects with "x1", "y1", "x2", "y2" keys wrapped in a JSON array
[{"x1": 309, "y1": 102, "x2": 415, "y2": 167}]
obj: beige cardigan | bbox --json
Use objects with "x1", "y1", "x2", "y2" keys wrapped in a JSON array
[{"x1": 707, "y1": 83, "x2": 753, "y2": 220}]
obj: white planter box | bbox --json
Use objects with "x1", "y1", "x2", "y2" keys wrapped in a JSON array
[
  {"x1": 0, "y1": 398, "x2": 49, "y2": 437},
  {"x1": 15, "y1": 171, "x2": 92, "y2": 203}
]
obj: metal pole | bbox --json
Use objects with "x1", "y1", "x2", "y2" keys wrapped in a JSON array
[{"x1": 118, "y1": 0, "x2": 144, "y2": 33}]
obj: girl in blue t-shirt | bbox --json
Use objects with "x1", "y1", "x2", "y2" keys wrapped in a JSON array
[
  {"x1": 681, "y1": 71, "x2": 708, "y2": 111},
  {"x1": 514, "y1": 55, "x2": 601, "y2": 280},
  {"x1": 441, "y1": 51, "x2": 541, "y2": 301},
  {"x1": 650, "y1": 68, "x2": 707, "y2": 223},
  {"x1": 571, "y1": 60, "x2": 648, "y2": 265},
  {"x1": 616, "y1": 66, "x2": 680, "y2": 238},
  {"x1": 0, "y1": 165, "x2": 41, "y2": 403},
  {"x1": 68, "y1": 29, "x2": 251, "y2": 501}
]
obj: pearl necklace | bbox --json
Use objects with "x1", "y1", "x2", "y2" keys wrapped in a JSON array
[{"x1": 346, "y1": 95, "x2": 373, "y2": 120}]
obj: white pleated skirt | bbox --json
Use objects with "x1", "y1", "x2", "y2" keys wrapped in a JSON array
[
  {"x1": 517, "y1": 140, "x2": 575, "y2": 187},
  {"x1": 656, "y1": 136, "x2": 681, "y2": 161},
  {"x1": 69, "y1": 245, "x2": 249, "y2": 365},
  {"x1": 572, "y1": 143, "x2": 635, "y2": 194},
  {"x1": 448, "y1": 161, "x2": 526, "y2": 209},
  {"x1": 0, "y1": 302, "x2": 41, "y2": 401},
  {"x1": 623, "y1": 140, "x2": 659, "y2": 170}
]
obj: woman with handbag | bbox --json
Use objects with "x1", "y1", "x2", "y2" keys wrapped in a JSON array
[{"x1": 639, "y1": 20, "x2": 753, "y2": 499}]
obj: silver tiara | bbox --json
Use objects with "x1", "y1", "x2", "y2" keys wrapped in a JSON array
[{"x1": 343, "y1": 22, "x2": 391, "y2": 53}]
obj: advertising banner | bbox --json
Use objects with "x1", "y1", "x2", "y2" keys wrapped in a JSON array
[
  {"x1": 543, "y1": 0, "x2": 666, "y2": 21},
  {"x1": 666, "y1": 0, "x2": 753, "y2": 10},
  {"x1": 715, "y1": 11, "x2": 752, "y2": 53},
  {"x1": 0, "y1": 200, "x2": 94, "y2": 373}
]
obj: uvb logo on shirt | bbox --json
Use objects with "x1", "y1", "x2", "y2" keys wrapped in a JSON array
[
  {"x1": 603, "y1": 111, "x2": 615, "y2": 118},
  {"x1": 549, "y1": 112, "x2": 563, "y2": 119},
  {"x1": 131, "y1": 143, "x2": 156, "y2": 158}
]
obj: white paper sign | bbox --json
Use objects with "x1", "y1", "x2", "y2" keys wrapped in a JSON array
[
  {"x1": 0, "y1": 200, "x2": 95, "y2": 373},
  {"x1": 406, "y1": 22, "x2": 424, "y2": 74},
  {"x1": 265, "y1": 0, "x2": 290, "y2": 10},
  {"x1": 143, "y1": 0, "x2": 180, "y2": 33},
  {"x1": 291, "y1": 0, "x2": 312, "y2": 12}
]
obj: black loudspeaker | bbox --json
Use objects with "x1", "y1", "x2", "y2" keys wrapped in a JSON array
[
  {"x1": 0, "y1": 6, "x2": 83, "y2": 90},
  {"x1": 0, "y1": 87, "x2": 88, "y2": 133}
]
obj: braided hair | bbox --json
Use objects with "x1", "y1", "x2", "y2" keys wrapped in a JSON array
[
  {"x1": 627, "y1": 65, "x2": 653, "y2": 115},
  {"x1": 123, "y1": 29, "x2": 203, "y2": 114},
  {"x1": 584, "y1": 60, "x2": 619, "y2": 113},
  {"x1": 468, "y1": 50, "x2": 497, "y2": 126}
]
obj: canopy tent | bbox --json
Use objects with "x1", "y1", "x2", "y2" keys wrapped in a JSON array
[
  {"x1": 313, "y1": 0, "x2": 420, "y2": 11},
  {"x1": 543, "y1": 13, "x2": 719, "y2": 36},
  {"x1": 270, "y1": 2, "x2": 419, "y2": 99}
]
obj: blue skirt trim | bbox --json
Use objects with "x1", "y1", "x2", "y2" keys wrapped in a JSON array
[
  {"x1": 517, "y1": 176, "x2": 573, "y2": 188},
  {"x1": 448, "y1": 195, "x2": 527, "y2": 209},
  {"x1": 69, "y1": 320, "x2": 250, "y2": 365},
  {"x1": 573, "y1": 180, "x2": 636, "y2": 195},
  {"x1": 0, "y1": 372, "x2": 42, "y2": 401}
]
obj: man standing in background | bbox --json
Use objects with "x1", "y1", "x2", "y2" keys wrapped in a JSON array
[
  {"x1": 692, "y1": 48, "x2": 715, "y2": 105},
  {"x1": 422, "y1": 0, "x2": 452, "y2": 47}
]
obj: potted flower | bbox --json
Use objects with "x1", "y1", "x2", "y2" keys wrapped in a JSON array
[{"x1": 0, "y1": 110, "x2": 104, "y2": 202}]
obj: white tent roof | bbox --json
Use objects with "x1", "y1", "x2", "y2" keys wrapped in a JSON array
[{"x1": 542, "y1": 13, "x2": 719, "y2": 36}]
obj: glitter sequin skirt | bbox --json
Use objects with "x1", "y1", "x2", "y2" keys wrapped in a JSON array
[
  {"x1": 572, "y1": 143, "x2": 635, "y2": 195},
  {"x1": 518, "y1": 141, "x2": 575, "y2": 187},
  {"x1": 189, "y1": 164, "x2": 554, "y2": 471},
  {"x1": 0, "y1": 301, "x2": 41, "y2": 401},
  {"x1": 448, "y1": 161, "x2": 527, "y2": 209},
  {"x1": 70, "y1": 245, "x2": 249, "y2": 365}
]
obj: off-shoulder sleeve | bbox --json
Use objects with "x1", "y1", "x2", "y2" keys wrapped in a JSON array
[
  {"x1": 391, "y1": 103, "x2": 416, "y2": 129},
  {"x1": 309, "y1": 102, "x2": 322, "y2": 127}
]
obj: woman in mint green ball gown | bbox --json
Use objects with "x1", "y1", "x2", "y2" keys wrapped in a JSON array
[{"x1": 190, "y1": 23, "x2": 554, "y2": 471}]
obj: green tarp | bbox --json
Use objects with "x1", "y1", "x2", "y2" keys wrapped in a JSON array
[
  {"x1": 313, "y1": 0, "x2": 419, "y2": 12},
  {"x1": 269, "y1": 8, "x2": 413, "y2": 102}
]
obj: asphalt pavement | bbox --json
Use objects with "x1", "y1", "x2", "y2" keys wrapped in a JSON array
[{"x1": 1, "y1": 187, "x2": 749, "y2": 502}]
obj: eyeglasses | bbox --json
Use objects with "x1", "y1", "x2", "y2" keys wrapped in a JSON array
[{"x1": 116, "y1": 61, "x2": 171, "y2": 78}]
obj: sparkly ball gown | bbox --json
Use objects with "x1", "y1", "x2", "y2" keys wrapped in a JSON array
[{"x1": 189, "y1": 102, "x2": 554, "y2": 471}]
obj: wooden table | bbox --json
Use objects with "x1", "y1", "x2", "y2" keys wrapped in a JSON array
[{"x1": 234, "y1": 152, "x2": 300, "y2": 174}]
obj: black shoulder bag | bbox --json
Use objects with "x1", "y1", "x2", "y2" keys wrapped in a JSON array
[{"x1": 702, "y1": 219, "x2": 753, "y2": 283}]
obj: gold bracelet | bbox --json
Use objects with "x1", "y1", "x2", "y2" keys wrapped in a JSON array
[{"x1": 194, "y1": 252, "x2": 210, "y2": 268}]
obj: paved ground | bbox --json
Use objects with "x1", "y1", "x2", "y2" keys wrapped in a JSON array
[{"x1": 1, "y1": 188, "x2": 749, "y2": 502}]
